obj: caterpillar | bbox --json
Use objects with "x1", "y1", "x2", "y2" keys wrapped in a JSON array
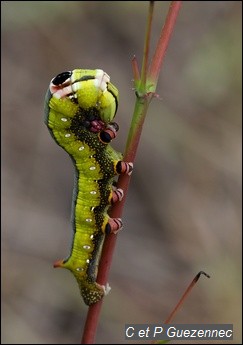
[{"x1": 44, "y1": 69, "x2": 133, "y2": 306}]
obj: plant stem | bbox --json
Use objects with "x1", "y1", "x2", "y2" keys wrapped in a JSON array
[
  {"x1": 164, "y1": 271, "x2": 210, "y2": 324},
  {"x1": 148, "y1": 1, "x2": 182, "y2": 91},
  {"x1": 81, "y1": 2, "x2": 182, "y2": 343},
  {"x1": 140, "y1": 1, "x2": 154, "y2": 90}
]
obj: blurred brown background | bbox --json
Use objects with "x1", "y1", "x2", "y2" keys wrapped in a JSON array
[{"x1": 2, "y1": 1, "x2": 242, "y2": 344}]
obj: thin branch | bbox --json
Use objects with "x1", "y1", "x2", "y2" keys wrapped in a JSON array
[
  {"x1": 140, "y1": 1, "x2": 155, "y2": 89},
  {"x1": 164, "y1": 271, "x2": 210, "y2": 324},
  {"x1": 152, "y1": 272, "x2": 210, "y2": 344},
  {"x1": 148, "y1": 1, "x2": 182, "y2": 90}
]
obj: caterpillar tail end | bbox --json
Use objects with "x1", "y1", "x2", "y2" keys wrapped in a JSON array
[
  {"x1": 53, "y1": 260, "x2": 110, "y2": 306},
  {"x1": 80, "y1": 282, "x2": 110, "y2": 306}
]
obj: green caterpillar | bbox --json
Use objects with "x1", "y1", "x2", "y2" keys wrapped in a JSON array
[{"x1": 44, "y1": 69, "x2": 133, "y2": 306}]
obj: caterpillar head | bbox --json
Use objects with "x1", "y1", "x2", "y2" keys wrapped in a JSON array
[{"x1": 49, "y1": 69, "x2": 119, "y2": 125}]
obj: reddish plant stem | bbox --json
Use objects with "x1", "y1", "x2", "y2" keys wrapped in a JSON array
[
  {"x1": 164, "y1": 271, "x2": 210, "y2": 324},
  {"x1": 81, "y1": 303, "x2": 102, "y2": 344},
  {"x1": 152, "y1": 272, "x2": 210, "y2": 344},
  {"x1": 148, "y1": 1, "x2": 182, "y2": 88},
  {"x1": 81, "y1": 2, "x2": 182, "y2": 343}
]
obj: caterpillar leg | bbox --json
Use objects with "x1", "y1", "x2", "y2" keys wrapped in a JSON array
[
  {"x1": 105, "y1": 218, "x2": 123, "y2": 234},
  {"x1": 111, "y1": 187, "x2": 124, "y2": 203},
  {"x1": 102, "y1": 282, "x2": 111, "y2": 296},
  {"x1": 99, "y1": 122, "x2": 119, "y2": 143},
  {"x1": 116, "y1": 161, "x2": 133, "y2": 176}
]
